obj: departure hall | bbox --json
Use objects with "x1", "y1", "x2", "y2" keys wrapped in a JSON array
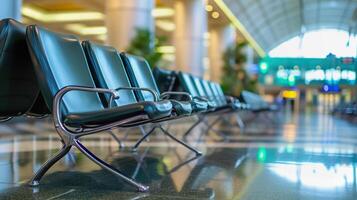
[{"x1": 0, "y1": 0, "x2": 357, "y2": 199}]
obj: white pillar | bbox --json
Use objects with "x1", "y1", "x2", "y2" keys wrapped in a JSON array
[
  {"x1": 105, "y1": 0, "x2": 154, "y2": 51},
  {"x1": 244, "y1": 45, "x2": 255, "y2": 71},
  {"x1": 0, "y1": 0, "x2": 22, "y2": 21},
  {"x1": 174, "y1": 0, "x2": 207, "y2": 77},
  {"x1": 209, "y1": 24, "x2": 236, "y2": 82}
]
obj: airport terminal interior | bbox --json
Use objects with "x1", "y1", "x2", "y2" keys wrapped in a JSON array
[{"x1": 0, "y1": 0, "x2": 357, "y2": 199}]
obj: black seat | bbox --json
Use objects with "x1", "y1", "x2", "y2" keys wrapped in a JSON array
[
  {"x1": 82, "y1": 41, "x2": 202, "y2": 154},
  {"x1": 210, "y1": 82, "x2": 244, "y2": 110},
  {"x1": 176, "y1": 72, "x2": 209, "y2": 113},
  {"x1": 26, "y1": 25, "x2": 174, "y2": 192},
  {"x1": 120, "y1": 53, "x2": 193, "y2": 116},
  {"x1": 153, "y1": 67, "x2": 177, "y2": 93},
  {"x1": 200, "y1": 79, "x2": 225, "y2": 107},
  {"x1": 240, "y1": 90, "x2": 269, "y2": 112},
  {"x1": 190, "y1": 75, "x2": 217, "y2": 110},
  {"x1": 28, "y1": 26, "x2": 172, "y2": 126},
  {"x1": 0, "y1": 18, "x2": 40, "y2": 120}
]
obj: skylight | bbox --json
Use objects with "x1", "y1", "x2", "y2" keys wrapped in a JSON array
[{"x1": 269, "y1": 29, "x2": 357, "y2": 58}]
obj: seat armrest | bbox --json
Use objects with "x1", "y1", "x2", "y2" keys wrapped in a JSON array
[
  {"x1": 193, "y1": 96, "x2": 209, "y2": 102},
  {"x1": 114, "y1": 87, "x2": 159, "y2": 102},
  {"x1": 225, "y1": 95, "x2": 235, "y2": 103},
  {"x1": 160, "y1": 91, "x2": 192, "y2": 101},
  {"x1": 53, "y1": 86, "x2": 118, "y2": 134}
]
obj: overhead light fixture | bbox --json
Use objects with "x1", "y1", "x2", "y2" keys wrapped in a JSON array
[
  {"x1": 156, "y1": 20, "x2": 176, "y2": 31},
  {"x1": 152, "y1": 8, "x2": 174, "y2": 18},
  {"x1": 213, "y1": 0, "x2": 266, "y2": 57},
  {"x1": 65, "y1": 24, "x2": 107, "y2": 35},
  {"x1": 156, "y1": 46, "x2": 176, "y2": 54},
  {"x1": 22, "y1": 5, "x2": 104, "y2": 22},
  {"x1": 212, "y1": 11, "x2": 220, "y2": 19},
  {"x1": 205, "y1": 5, "x2": 213, "y2": 12}
]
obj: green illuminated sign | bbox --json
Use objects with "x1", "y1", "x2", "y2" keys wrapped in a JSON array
[{"x1": 259, "y1": 57, "x2": 357, "y2": 86}]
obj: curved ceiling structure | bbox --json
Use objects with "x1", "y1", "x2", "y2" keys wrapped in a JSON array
[{"x1": 224, "y1": 0, "x2": 357, "y2": 52}]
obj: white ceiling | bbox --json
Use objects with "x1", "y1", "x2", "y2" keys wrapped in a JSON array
[{"x1": 224, "y1": 0, "x2": 357, "y2": 51}]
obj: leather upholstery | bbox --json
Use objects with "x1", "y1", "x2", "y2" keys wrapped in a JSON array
[
  {"x1": 190, "y1": 76, "x2": 207, "y2": 98},
  {"x1": 120, "y1": 53, "x2": 160, "y2": 102},
  {"x1": 211, "y1": 82, "x2": 241, "y2": 110},
  {"x1": 153, "y1": 67, "x2": 176, "y2": 93},
  {"x1": 120, "y1": 53, "x2": 192, "y2": 116},
  {"x1": 26, "y1": 25, "x2": 104, "y2": 115},
  {"x1": 176, "y1": 72, "x2": 208, "y2": 113},
  {"x1": 190, "y1": 76, "x2": 217, "y2": 110},
  {"x1": 0, "y1": 19, "x2": 39, "y2": 116},
  {"x1": 82, "y1": 41, "x2": 137, "y2": 107},
  {"x1": 241, "y1": 90, "x2": 270, "y2": 111},
  {"x1": 65, "y1": 100, "x2": 172, "y2": 126},
  {"x1": 82, "y1": 41, "x2": 173, "y2": 119},
  {"x1": 177, "y1": 72, "x2": 200, "y2": 97},
  {"x1": 26, "y1": 25, "x2": 172, "y2": 126},
  {"x1": 209, "y1": 82, "x2": 228, "y2": 107},
  {"x1": 201, "y1": 79, "x2": 224, "y2": 107}
]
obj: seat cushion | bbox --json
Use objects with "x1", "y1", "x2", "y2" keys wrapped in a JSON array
[
  {"x1": 64, "y1": 100, "x2": 172, "y2": 127},
  {"x1": 191, "y1": 99, "x2": 208, "y2": 113},
  {"x1": 207, "y1": 100, "x2": 218, "y2": 111},
  {"x1": 170, "y1": 100, "x2": 192, "y2": 116}
]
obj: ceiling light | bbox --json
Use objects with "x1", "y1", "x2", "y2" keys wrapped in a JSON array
[
  {"x1": 212, "y1": 11, "x2": 220, "y2": 19},
  {"x1": 205, "y1": 5, "x2": 213, "y2": 12},
  {"x1": 152, "y1": 8, "x2": 174, "y2": 18},
  {"x1": 156, "y1": 46, "x2": 176, "y2": 54},
  {"x1": 213, "y1": 0, "x2": 266, "y2": 57},
  {"x1": 156, "y1": 20, "x2": 176, "y2": 31},
  {"x1": 65, "y1": 24, "x2": 107, "y2": 35},
  {"x1": 22, "y1": 5, "x2": 104, "y2": 22}
]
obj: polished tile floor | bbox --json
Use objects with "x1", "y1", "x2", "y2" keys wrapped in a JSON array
[{"x1": 0, "y1": 111, "x2": 357, "y2": 200}]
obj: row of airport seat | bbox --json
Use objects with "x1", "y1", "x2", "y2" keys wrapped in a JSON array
[
  {"x1": 0, "y1": 18, "x2": 272, "y2": 192},
  {"x1": 153, "y1": 67, "x2": 276, "y2": 113},
  {"x1": 332, "y1": 102, "x2": 357, "y2": 119}
]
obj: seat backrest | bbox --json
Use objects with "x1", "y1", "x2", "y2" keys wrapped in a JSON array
[
  {"x1": 0, "y1": 18, "x2": 39, "y2": 117},
  {"x1": 120, "y1": 53, "x2": 160, "y2": 102},
  {"x1": 212, "y1": 82, "x2": 228, "y2": 105},
  {"x1": 241, "y1": 90, "x2": 267, "y2": 110},
  {"x1": 200, "y1": 79, "x2": 214, "y2": 98},
  {"x1": 153, "y1": 67, "x2": 176, "y2": 93},
  {"x1": 26, "y1": 25, "x2": 104, "y2": 115},
  {"x1": 190, "y1": 76, "x2": 207, "y2": 97},
  {"x1": 82, "y1": 41, "x2": 138, "y2": 107},
  {"x1": 177, "y1": 72, "x2": 199, "y2": 97},
  {"x1": 204, "y1": 81, "x2": 224, "y2": 106}
]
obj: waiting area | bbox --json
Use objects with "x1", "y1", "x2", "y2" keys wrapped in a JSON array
[{"x1": 1, "y1": 0, "x2": 357, "y2": 199}]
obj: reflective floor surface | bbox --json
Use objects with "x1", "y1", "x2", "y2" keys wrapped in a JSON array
[{"x1": 0, "y1": 111, "x2": 357, "y2": 200}]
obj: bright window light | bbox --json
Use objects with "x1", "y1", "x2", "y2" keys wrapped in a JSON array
[{"x1": 269, "y1": 29, "x2": 357, "y2": 58}]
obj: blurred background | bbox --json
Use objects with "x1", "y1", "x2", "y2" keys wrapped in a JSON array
[{"x1": 1, "y1": 0, "x2": 356, "y2": 114}]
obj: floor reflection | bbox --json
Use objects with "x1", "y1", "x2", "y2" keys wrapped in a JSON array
[{"x1": 0, "y1": 112, "x2": 357, "y2": 199}]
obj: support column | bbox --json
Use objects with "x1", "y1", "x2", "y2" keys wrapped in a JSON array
[
  {"x1": 174, "y1": 0, "x2": 207, "y2": 76},
  {"x1": 209, "y1": 24, "x2": 236, "y2": 82},
  {"x1": 105, "y1": 0, "x2": 154, "y2": 51},
  {"x1": 0, "y1": 0, "x2": 22, "y2": 21}
]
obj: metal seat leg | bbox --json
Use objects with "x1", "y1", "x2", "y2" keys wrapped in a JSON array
[
  {"x1": 29, "y1": 144, "x2": 72, "y2": 186},
  {"x1": 74, "y1": 139, "x2": 149, "y2": 192},
  {"x1": 159, "y1": 126, "x2": 202, "y2": 156},
  {"x1": 107, "y1": 131, "x2": 124, "y2": 149},
  {"x1": 235, "y1": 114, "x2": 245, "y2": 129},
  {"x1": 183, "y1": 117, "x2": 203, "y2": 140},
  {"x1": 132, "y1": 127, "x2": 156, "y2": 151}
]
